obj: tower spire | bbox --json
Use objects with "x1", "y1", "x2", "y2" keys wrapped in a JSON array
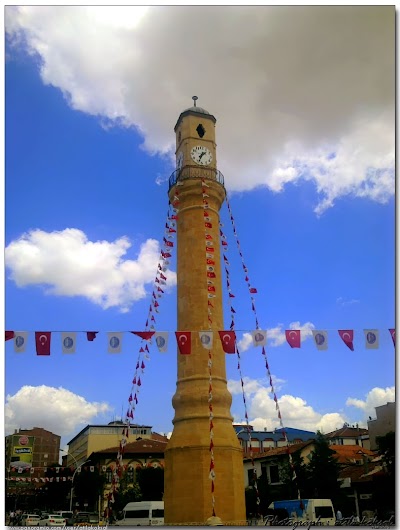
[{"x1": 192, "y1": 95, "x2": 198, "y2": 107}]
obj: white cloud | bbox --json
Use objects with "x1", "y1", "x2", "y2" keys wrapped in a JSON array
[
  {"x1": 230, "y1": 377, "x2": 395, "y2": 433},
  {"x1": 336, "y1": 296, "x2": 360, "y2": 307},
  {"x1": 5, "y1": 228, "x2": 176, "y2": 312},
  {"x1": 5, "y1": 385, "x2": 112, "y2": 436},
  {"x1": 5, "y1": 6, "x2": 394, "y2": 213},
  {"x1": 237, "y1": 333, "x2": 253, "y2": 353},
  {"x1": 244, "y1": 386, "x2": 348, "y2": 433},
  {"x1": 346, "y1": 386, "x2": 395, "y2": 419}
]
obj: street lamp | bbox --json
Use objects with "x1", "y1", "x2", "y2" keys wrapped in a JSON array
[{"x1": 60, "y1": 450, "x2": 90, "y2": 512}]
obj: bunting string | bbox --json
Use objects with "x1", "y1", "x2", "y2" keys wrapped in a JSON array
[
  {"x1": 224, "y1": 194, "x2": 301, "y2": 500},
  {"x1": 219, "y1": 221, "x2": 261, "y2": 509},
  {"x1": 202, "y1": 179, "x2": 217, "y2": 517},
  {"x1": 108, "y1": 200, "x2": 178, "y2": 512},
  {"x1": 5, "y1": 328, "x2": 395, "y2": 354}
]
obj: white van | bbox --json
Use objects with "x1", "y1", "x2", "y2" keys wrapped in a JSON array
[
  {"x1": 119, "y1": 501, "x2": 164, "y2": 526},
  {"x1": 266, "y1": 499, "x2": 335, "y2": 525}
]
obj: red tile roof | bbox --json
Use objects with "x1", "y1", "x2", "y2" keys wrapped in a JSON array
[
  {"x1": 151, "y1": 432, "x2": 169, "y2": 442},
  {"x1": 94, "y1": 438, "x2": 167, "y2": 455},
  {"x1": 243, "y1": 442, "x2": 311, "y2": 462},
  {"x1": 339, "y1": 462, "x2": 385, "y2": 483},
  {"x1": 329, "y1": 445, "x2": 375, "y2": 464},
  {"x1": 326, "y1": 426, "x2": 368, "y2": 438}
]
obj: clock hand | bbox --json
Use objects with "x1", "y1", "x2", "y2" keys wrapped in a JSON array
[{"x1": 199, "y1": 151, "x2": 205, "y2": 160}]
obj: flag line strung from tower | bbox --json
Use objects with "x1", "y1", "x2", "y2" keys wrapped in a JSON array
[{"x1": 4, "y1": 328, "x2": 395, "y2": 354}]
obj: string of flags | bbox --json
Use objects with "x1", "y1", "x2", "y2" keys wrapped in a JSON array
[
  {"x1": 7, "y1": 462, "x2": 161, "y2": 482},
  {"x1": 224, "y1": 192, "x2": 301, "y2": 505},
  {"x1": 219, "y1": 213, "x2": 261, "y2": 508},
  {"x1": 5, "y1": 328, "x2": 396, "y2": 354},
  {"x1": 104, "y1": 201, "x2": 178, "y2": 512},
  {"x1": 201, "y1": 179, "x2": 217, "y2": 516}
]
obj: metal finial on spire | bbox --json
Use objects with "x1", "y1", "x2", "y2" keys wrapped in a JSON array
[{"x1": 192, "y1": 96, "x2": 198, "y2": 107}]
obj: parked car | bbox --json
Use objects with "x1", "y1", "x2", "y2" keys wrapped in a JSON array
[
  {"x1": 73, "y1": 512, "x2": 103, "y2": 526},
  {"x1": 38, "y1": 513, "x2": 66, "y2": 526},
  {"x1": 55, "y1": 511, "x2": 74, "y2": 526},
  {"x1": 20, "y1": 514, "x2": 41, "y2": 526}
]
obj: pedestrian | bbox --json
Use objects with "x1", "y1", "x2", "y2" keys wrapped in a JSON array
[{"x1": 336, "y1": 509, "x2": 343, "y2": 522}]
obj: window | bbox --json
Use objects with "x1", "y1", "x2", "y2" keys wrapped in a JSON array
[
  {"x1": 196, "y1": 124, "x2": 205, "y2": 138},
  {"x1": 315, "y1": 506, "x2": 334, "y2": 518},
  {"x1": 269, "y1": 465, "x2": 280, "y2": 484},
  {"x1": 127, "y1": 468, "x2": 134, "y2": 483},
  {"x1": 247, "y1": 469, "x2": 256, "y2": 486},
  {"x1": 125, "y1": 510, "x2": 149, "y2": 518},
  {"x1": 152, "y1": 510, "x2": 164, "y2": 518}
]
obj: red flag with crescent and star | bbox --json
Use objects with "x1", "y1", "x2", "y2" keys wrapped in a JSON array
[
  {"x1": 218, "y1": 331, "x2": 236, "y2": 353},
  {"x1": 86, "y1": 332, "x2": 98, "y2": 341},
  {"x1": 175, "y1": 332, "x2": 191, "y2": 355},
  {"x1": 389, "y1": 328, "x2": 395, "y2": 346},
  {"x1": 285, "y1": 330, "x2": 301, "y2": 348},
  {"x1": 131, "y1": 331, "x2": 155, "y2": 341},
  {"x1": 5, "y1": 331, "x2": 15, "y2": 341},
  {"x1": 35, "y1": 332, "x2": 51, "y2": 355},
  {"x1": 338, "y1": 329, "x2": 354, "y2": 351}
]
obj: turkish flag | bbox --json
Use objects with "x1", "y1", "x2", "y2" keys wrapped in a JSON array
[
  {"x1": 35, "y1": 332, "x2": 51, "y2": 355},
  {"x1": 206, "y1": 247, "x2": 215, "y2": 253},
  {"x1": 285, "y1": 330, "x2": 301, "y2": 348},
  {"x1": 131, "y1": 331, "x2": 155, "y2": 341},
  {"x1": 389, "y1": 328, "x2": 395, "y2": 346},
  {"x1": 175, "y1": 332, "x2": 191, "y2": 355},
  {"x1": 205, "y1": 234, "x2": 213, "y2": 240},
  {"x1": 5, "y1": 331, "x2": 14, "y2": 341},
  {"x1": 206, "y1": 259, "x2": 215, "y2": 265},
  {"x1": 207, "y1": 272, "x2": 216, "y2": 278},
  {"x1": 218, "y1": 331, "x2": 236, "y2": 353},
  {"x1": 338, "y1": 330, "x2": 354, "y2": 351},
  {"x1": 205, "y1": 222, "x2": 212, "y2": 228},
  {"x1": 249, "y1": 288, "x2": 258, "y2": 294},
  {"x1": 87, "y1": 332, "x2": 98, "y2": 341},
  {"x1": 208, "y1": 286, "x2": 216, "y2": 293},
  {"x1": 164, "y1": 240, "x2": 173, "y2": 247}
]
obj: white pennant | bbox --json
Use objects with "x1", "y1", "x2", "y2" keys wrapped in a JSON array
[
  {"x1": 364, "y1": 329, "x2": 379, "y2": 349},
  {"x1": 199, "y1": 331, "x2": 213, "y2": 349},
  {"x1": 153, "y1": 332, "x2": 169, "y2": 352},
  {"x1": 62, "y1": 332, "x2": 77, "y2": 354},
  {"x1": 14, "y1": 331, "x2": 28, "y2": 353},
  {"x1": 251, "y1": 330, "x2": 267, "y2": 347},
  {"x1": 108, "y1": 332, "x2": 123, "y2": 353},
  {"x1": 312, "y1": 330, "x2": 328, "y2": 351}
]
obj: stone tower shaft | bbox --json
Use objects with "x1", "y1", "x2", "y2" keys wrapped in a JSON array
[{"x1": 163, "y1": 103, "x2": 246, "y2": 525}]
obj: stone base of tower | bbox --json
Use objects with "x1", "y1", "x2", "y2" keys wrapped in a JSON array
[{"x1": 164, "y1": 441, "x2": 246, "y2": 525}]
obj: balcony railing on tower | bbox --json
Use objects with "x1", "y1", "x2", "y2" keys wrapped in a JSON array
[{"x1": 169, "y1": 165, "x2": 225, "y2": 191}]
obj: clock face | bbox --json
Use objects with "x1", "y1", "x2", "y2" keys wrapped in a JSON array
[
  {"x1": 176, "y1": 151, "x2": 184, "y2": 170},
  {"x1": 191, "y1": 145, "x2": 213, "y2": 166}
]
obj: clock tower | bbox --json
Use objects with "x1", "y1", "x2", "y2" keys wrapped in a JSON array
[{"x1": 164, "y1": 98, "x2": 246, "y2": 525}]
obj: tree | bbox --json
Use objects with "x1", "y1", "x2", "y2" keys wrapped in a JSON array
[
  {"x1": 376, "y1": 431, "x2": 395, "y2": 475},
  {"x1": 73, "y1": 467, "x2": 106, "y2": 511},
  {"x1": 113, "y1": 482, "x2": 142, "y2": 514},
  {"x1": 42, "y1": 463, "x2": 73, "y2": 511},
  {"x1": 306, "y1": 431, "x2": 341, "y2": 501},
  {"x1": 373, "y1": 431, "x2": 395, "y2": 518},
  {"x1": 281, "y1": 450, "x2": 311, "y2": 499},
  {"x1": 137, "y1": 467, "x2": 164, "y2": 501}
]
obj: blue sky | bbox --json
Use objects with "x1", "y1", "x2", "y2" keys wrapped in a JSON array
[{"x1": 4, "y1": 6, "x2": 395, "y2": 452}]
